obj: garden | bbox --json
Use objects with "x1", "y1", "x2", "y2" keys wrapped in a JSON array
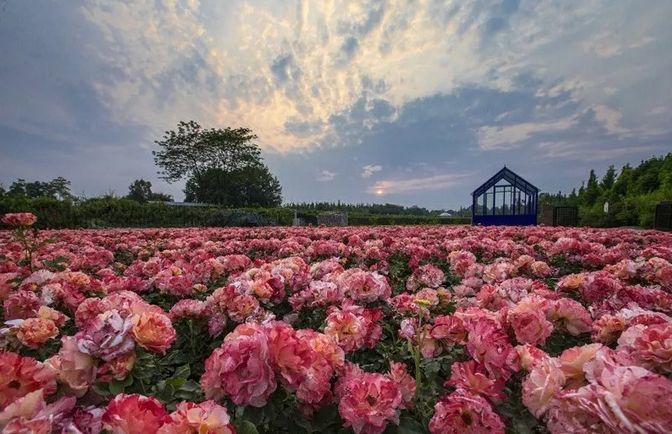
[{"x1": 1, "y1": 212, "x2": 671, "y2": 433}]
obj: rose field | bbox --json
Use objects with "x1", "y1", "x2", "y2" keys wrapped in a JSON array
[{"x1": 1, "y1": 214, "x2": 672, "y2": 433}]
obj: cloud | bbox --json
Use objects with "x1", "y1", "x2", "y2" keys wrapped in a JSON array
[
  {"x1": 538, "y1": 142, "x2": 663, "y2": 161},
  {"x1": 1, "y1": 0, "x2": 671, "y2": 209},
  {"x1": 316, "y1": 170, "x2": 336, "y2": 182},
  {"x1": 361, "y1": 164, "x2": 382, "y2": 178},
  {"x1": 478, "y1": 117, "x2": 577, "y2": 150},
  {"x1": 368, "y1": 173, "x2": 469, "y2": 195}
]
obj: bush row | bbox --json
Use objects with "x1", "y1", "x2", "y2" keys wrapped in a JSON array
[{"x1": 0, "y1": 197, "x2": 470, "y2": 228}]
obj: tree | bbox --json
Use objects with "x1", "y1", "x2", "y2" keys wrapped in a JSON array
[
  {"x1": 600, "y1": 165, "x2": 616, "y2": 191},
  {"x1": 582, "y1": 170, "x2": 600, "y2": 206},
  {"x1": 154, "y1": 120, "x2": 282, "y2": 206},
  {"x1": 127, "y1": 179, "x2": 173, "y2": 203},
  {"x1": 6, "y1": 177, "x2": 72, "y2": 200},
  {"x1": 153, "y1": 121, "x2": 263, "y2": 182},
  {"x1": 184, "y1": 166, "x2": 281, "y2": 207},
  {"x1": 8, "y1": 179, "x2": 27, "y2": 197},
  {"x1": 127, "y1": 179, "x2": 153, "y2": 203}
]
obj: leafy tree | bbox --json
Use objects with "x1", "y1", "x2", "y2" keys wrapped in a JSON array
[
  {"x1": 537, "y1": 153, "x2": 671, "y2": 227},
  {"x1": 127, "y1": 179, "x2": 153, "y2": 203},
  {"x1": 153, "y1": 120, "x2": 281, "y2": 206},
  {"x1": 153, "y1": 121, "x2": 263, "y2": 182},
  {"x1": 600, "y1": 165, "x2": 616, "y2": 191},
  {"x1": 184, "y1": 166, "x2": 281, "y2": 207},
  {"x1": 582, "y1": 170, "x2": 601, "y2": 206},
  {"x1": 6, "y1": 177, "x2": 72, "y2": 200},
  {"x1": 127, "y1": 179, "x2": 173, "y2": 203},
  {"x1": 8, "y1": 179, "x2": 27, "y2": 197},
  {"x1": 47, "y1": 177, "x2": 73, "y2": 200}
]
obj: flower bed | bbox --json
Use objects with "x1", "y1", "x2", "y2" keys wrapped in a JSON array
[{"x1": 1, "y1": 214, "x2": 672, "y2": 433}]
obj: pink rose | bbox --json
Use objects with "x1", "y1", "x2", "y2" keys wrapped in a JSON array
[
  {"x1": 522, "y1": 357, "x2": 565, "y2": 418},
  {"x1": 338, "y1": 371, "x2": 402, "y2": 434},
  {"x1": 157, "y1": 400, "x2": 235, "y2": 434},
  {"x1": 429, "y1": 389, "x2": 505, "y2": 434},
  {"x1": 75, "y1": 310, "x2": 135, "y2": 361},
  {"x1": 200, "y1": 323, "x2": 277, "y2": 407},
  {"x1": 131, "y1": 311, "x2": 176, "y2": 354},
  {"x1": 2, "y1": 213, "x2": 37, "y2": 227},
  {"x1": 44, "y1": 336, "x2": 96, "y2": 396},
  {"x1": 102, "y1": 394, "x2": 167, "y2": 434}
]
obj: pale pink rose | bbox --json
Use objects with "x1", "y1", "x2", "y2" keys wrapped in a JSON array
[
  {"x1": 619, "y1": 323, "x2": 672, "y2": 373},
  {"x1": 406, "y1": 264, "x2": 444, "y2": 291},
  {"x1": 559, "y1": 353, "x2": 672, "y2": 433},
  {"x1": 157, "y1": 400, "x2": 235, "y2": 434},
  {"x1": 515, "y1": 344, "x2": 550, "y2": 371},
  {"x1": 522, "y1": 357, "x2": 566, "y2": 418},
  {"x1": 508, "y1": 297, "x2": 554, "y2": 346},
  {"x1": 44, "y1": 336, "x2": 96, "y2": 396},
  {"x1": 559, "y1": 344, "x2": 602, "y2": 388},
  {"x1": 592, "y1": 314, "x2": 627, "y2": 344},
  {"x1": 548, "y1": 298, "x2": 592, "y2": 336}
]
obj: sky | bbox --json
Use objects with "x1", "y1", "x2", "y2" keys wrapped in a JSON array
[{"x1": 0, "y1": 0, "x2": 670, "y2": 210}]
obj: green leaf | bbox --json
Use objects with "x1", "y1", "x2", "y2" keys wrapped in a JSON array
[
  {"x1": 236, "y1": 420, "x2": 259, "y2": 434},
  {"x1": 385, "y1": 416, "x2": 425, "y2": 434},
  {"x1": 166, "y1": 377, "x2": 186, "y2": 388},
  {"x1": 109, "y1": 379, "x2": 126, "y2": 395},
  {"x1": 312, "y1": 404, "x2": 339, "y2": 430},
  {"x1": 173, "y1": 364, "x2": 191, "y2": 379},
  {"x1": 91, "y1": 383, "x2": 110, "y2": 397},
  {"x1": 179, "y1": 380, "x2": 201, "y2": 392}
]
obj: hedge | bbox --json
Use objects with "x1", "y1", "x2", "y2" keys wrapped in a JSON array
[{"x1": 0, "y1": 197, "x2": 470, "y2": 229}]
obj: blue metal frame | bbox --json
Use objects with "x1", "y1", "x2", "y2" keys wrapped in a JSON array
[{"x1": 471, "y1": 167, "x2": 539, "y2": 226}]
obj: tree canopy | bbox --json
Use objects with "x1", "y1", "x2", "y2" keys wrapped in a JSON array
[
  {"x1": 538, "y1": 153, "x2": 672, "y2": 227},
  {"x1": 184, "y1": 166, "x2": 281, "y2": 207},
  {"x1": 126, "y1": 179, "x2": 173, "y2": 203},
  {"x1": 153, "y1": 120, "x2": 282, "y2": 206},
  {"x1": 5, "y1": 177, "x2": 73, "y2": 200},
  {"x1": 153, "y1": 121, "x2": 263, "y2": 182}
]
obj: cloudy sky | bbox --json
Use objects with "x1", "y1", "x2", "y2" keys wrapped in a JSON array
[{"x1": 1, "y1": 0, "x2": 670, "y2": 209}]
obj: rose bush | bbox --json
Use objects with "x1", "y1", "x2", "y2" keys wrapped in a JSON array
[{"x1": 1, "y1": 216, "x2": 672, "y2": 432}]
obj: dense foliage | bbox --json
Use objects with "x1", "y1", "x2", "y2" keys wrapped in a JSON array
[
  {"x1": 1, "y1": 213, "x2": 672, "y2": 433},
  {"x1": 3, "y1": 177, "x2": 73, "y2": 201},
  {"x1": 286, "y1": 202, "x2": 472, "y2": 218},
  {"x1": 153, "y1": 120, "x2": 283, "y2": 206},
  {"x1": 539, "y1": 153, "x2": 672, "y2": 227},
  {"x1": 185, "y1": 166, "x2": 282, "y2": 207},
  {"x1": 126, "y1": 179, "x2": 173, "y2": 203},
  {"x1": 0, "y1": 197, "x2": 469, "y2": 229}
]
